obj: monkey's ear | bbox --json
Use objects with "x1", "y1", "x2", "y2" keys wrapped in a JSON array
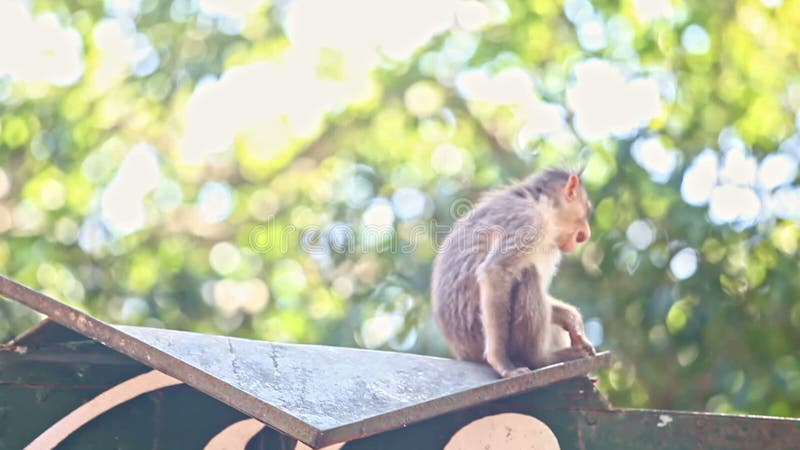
[{"x1": 563, "y1": 173, "x2": 580, "y2": 200}]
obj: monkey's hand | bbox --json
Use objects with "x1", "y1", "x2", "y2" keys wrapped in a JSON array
[
  {"x1": 569, "y1": 331, "x2": 596, "y2": 357},
  {"x1": 550, "y1": 297, "x2": 596, "y2": 357}
]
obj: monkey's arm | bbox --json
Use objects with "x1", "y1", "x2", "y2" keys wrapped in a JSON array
[{"x1": 549, "y1": 296, "x2": 595, "y2": 355}]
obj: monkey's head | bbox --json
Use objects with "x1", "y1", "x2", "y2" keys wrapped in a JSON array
[
  {"x1": 553, "y1": 172, "x2": 592, "y2": 253},
  {"x1": 523, "y1": 169, "x2": 591, "y2": 253}
]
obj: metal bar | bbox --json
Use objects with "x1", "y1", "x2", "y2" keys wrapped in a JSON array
[{"x1": 577, "y1": 407, "x2": 800, "y2": 450}]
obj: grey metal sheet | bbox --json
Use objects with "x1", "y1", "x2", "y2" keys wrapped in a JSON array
[{"x1": 0, "y1": 275, "x2": 611, "y2": 448}]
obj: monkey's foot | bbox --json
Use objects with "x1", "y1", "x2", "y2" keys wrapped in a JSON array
[
  {"x1": 547, "y1": 346, "x2": 593, "y2": 365},
  {"x1": 500, "y1": 367, "x2": 532, "y2": 378},
  {"x1": 575, "y1": 341, "x2": 596, "y2": 357}
]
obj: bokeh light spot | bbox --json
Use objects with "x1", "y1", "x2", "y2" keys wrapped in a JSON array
[
  {"x1": 681, "y1": 149, "x2": 718, "y2": 206},
  {"x1": 392, "y1": 188, "x2": 427, "y2": 221},
  {"x1": 681, "y1": 24, "x2": 711, "y2": 55},
  {"x1": 209, "y1": 242, "x2": 242, "y2": 276},
  {"x1": 719, "y1": 146, "x2": 757, "y2": 187},
  {"x1": 626, "y1": 220, "x2": 655, "y2": 250},
  {"x1": 632, "y1": 0, "x2": 673, "y2": 22},
  {"x1": 432, "y1": 143, "x2": 467, "y2": 176},
  {"x1": 577, "y1": 18, "x2": 607, "y2": 52},
  {"x1": 404, "y1": 81, "x2": 445, "y2": 118},
  {"x1": 757, "y1": 153, "x2": 797, "y2": 191},
  {"x1": 709, "y1": 184, "x2": 760, "y2": 225},
  {"x1": 0, "y1": 169, "x2": 10, "y2": 198},
  {"x1": 360, "y1": 313, "x2": 404, "y2": 349},
  {"x1": 198, "y1": 181, "x2": 234, "y2": 224},
  {"x1": 566, "y1": 60, "x2": 663, "y2": 140},
  {"x1": 670, "y1": 247, "x2": 699, "y2": 280},
  {"x1": 455, "y1": 0, "x2": 490, "y2": 31},
  {"x1": 0, "y1": 1, "x2": 84, "y2": 86},
  {"x1": 631, "y1": 137, "x2": 677, "y2": 183}
]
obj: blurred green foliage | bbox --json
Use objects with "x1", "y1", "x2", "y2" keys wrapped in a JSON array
[{"x1": 1, "y1": 0, "x2": 799, "y2": 418}]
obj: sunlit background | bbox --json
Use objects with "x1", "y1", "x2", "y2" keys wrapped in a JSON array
[{"x1": 1, "y1": 0, "x2": 799, "y2": 417}]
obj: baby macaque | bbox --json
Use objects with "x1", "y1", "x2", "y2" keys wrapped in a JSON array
[{"x1": 432, "y1": 168, "x2": 596, "y2": 378}]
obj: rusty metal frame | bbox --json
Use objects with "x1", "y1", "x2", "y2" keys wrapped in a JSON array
[{"x1": 0, "y1": 275, "x2": 612, "y2": 448}]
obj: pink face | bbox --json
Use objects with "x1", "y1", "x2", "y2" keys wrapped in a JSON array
[{"x1": 556, "y1": 174, "x2": 592, "y2": 253}]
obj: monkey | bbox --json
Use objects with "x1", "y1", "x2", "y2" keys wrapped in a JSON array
[{"x1": 431, "y1": 168, "x2": 596, "y2": 378}]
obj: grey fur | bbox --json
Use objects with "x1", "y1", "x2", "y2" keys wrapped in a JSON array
[
  {"x1": 513, "y1": 168, "x2": 571, "y2": 202},
  {"x1": 431, "y1": 169, "x2": 594, "y2": 376}
]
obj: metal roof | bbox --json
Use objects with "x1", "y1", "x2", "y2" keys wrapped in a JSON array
[{"x1": 0, "y1": 275, "x2": 611, "y2": 448}]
